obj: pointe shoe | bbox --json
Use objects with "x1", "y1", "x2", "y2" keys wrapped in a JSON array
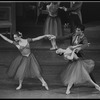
[
  {"x1": 66, "y1": 90, "x2": 70, "y2": 95},
  {"x1": 16, "y1": 85, "x2": 22, "y2": 90},
  {"x1": 50, "y1": 46, "x2": 58, "y2": 50},
  {"x1": 42, "y1": 82, "x2": 49, "y2": 90},
  {"x1": 95, "y1": 85, "x2": 100, "y2": 91}
]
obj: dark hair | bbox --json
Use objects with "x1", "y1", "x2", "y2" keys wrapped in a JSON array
[
  {"x1": 14, "y1": 31, "x2": 22, "y2": 37},
  {"x1": 77, "y1": 24, "x2": 85, "y2": 31},
  {"x1": 57, "y1": 53, "x2": 64, "y2": 56}
]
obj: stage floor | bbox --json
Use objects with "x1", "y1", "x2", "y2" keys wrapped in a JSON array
[{"x1": 0, "y1": 84, "x2": 100, "y2": 98}]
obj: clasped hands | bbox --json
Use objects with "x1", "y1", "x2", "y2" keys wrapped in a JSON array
[
  {"x1": 45, "y1": 34, "x2": 56, "y2": 40},
  {"x1": 75, "y1": 47, "x2": 82, "y2": 53}
]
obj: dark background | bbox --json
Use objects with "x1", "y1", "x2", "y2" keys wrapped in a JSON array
[
  {"x1": 16, "y1": 2, "x2": 100, "y2": 25},
  {"x1": 82, "y1": 2, "x2": 100, "y2": 23}
]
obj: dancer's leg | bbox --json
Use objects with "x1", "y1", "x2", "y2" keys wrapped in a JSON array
[
  {"x1": 38, "y1": 76, "x2": 49, "y2": 90},
  {"x1": 88, "y1": 78, "x2": 100, "y2": 91},
  {"x1": 66, "y1": 82, "x2": 73, "y2": 95},
  {"x1": 83, "y1": 68, "x2": 100, "y2": 91},
  {"x1": 16, "y1": 79, "x2": 23, "y2": 90},
  {"x1": 50, "y1": 38, "x2": 58, "y2": 50},
  {"x1": 89, "y1": 72, "x2": 96, "y2": 83}
]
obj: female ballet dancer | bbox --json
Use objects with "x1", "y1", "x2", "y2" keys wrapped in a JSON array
[
  {"x1": 56, "y1": 44, "x2": 82, "y2": 60},
  {"x1": 56, "y1": 44, "x2": 100, "y2": 95},
  {"x1": 0, "y1": 32, "x2": 49, "y2": 90},
  {"x1": 43, "y1": 2, "x2": 62, "y2": 50}
]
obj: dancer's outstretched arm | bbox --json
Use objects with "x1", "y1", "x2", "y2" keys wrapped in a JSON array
[
  {"x1": 68, "y1": 49, "x2": 77, "y2": 59},
  {"x1": 0, "y1": 34, "x2": 13, "y2": 44},
  {"x1": 31, "y1": 35, "x2": 49, "y2": 42},
  {"x1": 70, "y1": 44, "x2": 82, "y2": 49}
]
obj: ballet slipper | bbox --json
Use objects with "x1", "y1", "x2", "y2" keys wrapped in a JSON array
[
  {"x1": 16, "y1": 84, "x2": 22, "y2": 90},
  {"x1": 66, "y1": 90, "x2": 71, "y2": 95},
  {"x1": 42, "y1": 82, "x2": 49, "y2": 90},
  {"x1": 50, "y1": 46, "x2": 58, "y2": 50},
  {"x1": 95, "y1": 85, "x2": 100, "y2": 91}
]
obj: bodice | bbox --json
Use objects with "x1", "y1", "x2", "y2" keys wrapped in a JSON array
[
  {"x1": 13, "y1": 38, "x2": 32, "y2": 57},
  {"x1": 47, "y1": 4, "x2": 58, "y2": 17}
]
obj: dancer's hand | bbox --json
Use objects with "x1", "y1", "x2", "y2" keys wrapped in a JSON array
[
  {"x1": 68, "y1": 46, "x2": 74, "y2": 49},
  {"x1": 45, "y1": 35, "x2": 56, "y2": 40},
  {"x1": 63, "y1": 6, "x2": 67, "y2": 11},
  {"x1": 50, "y1": 35, "x2": 56, "y2": 40},
  {"x1": 45, "y1": 35, "x2": 52, "y2": 39},
  {"x1": 75, "y1": 47, "x2": 81, "y2": 53},
  {"x1": 59, "y1": 6, "x2": 67, "y2": 11},
  {"x1": 88, "y1": 43, "x2": 90, "y2": 46},
  {"x1": 43, "y1": 35, "x2": 50, "y2": 38},
  {"x1": 45, "y1": 35, "x2": 52, "y2": 37}
]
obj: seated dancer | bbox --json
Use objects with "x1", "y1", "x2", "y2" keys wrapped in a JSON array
[{"x1": 0, "y1": 32, "x2": 50, "y2": 90}]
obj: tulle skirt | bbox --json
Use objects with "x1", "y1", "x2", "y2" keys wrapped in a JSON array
[
  {"x1": 7, "y1": 53, "x2": 41, "y2": 80},
  {"x1": 43, "y1": 16, "x2": 63, "y2": 37},
  {"x1": 61, "y1": 59, "x2": 95, "y2": 85}
]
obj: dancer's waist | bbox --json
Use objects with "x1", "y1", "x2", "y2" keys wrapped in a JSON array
[
  {"x1": 49, "y1": 13, "x2": 57, "y2": 17},
  {"x1": 21, "y1": 49, "x2": 31, "y2": 57}
]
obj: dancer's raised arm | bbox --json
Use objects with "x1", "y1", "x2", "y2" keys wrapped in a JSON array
[{"x1": 0, "y1": 34, "x2": 13, "y2": 44}]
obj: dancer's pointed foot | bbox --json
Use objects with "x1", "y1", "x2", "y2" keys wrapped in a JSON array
[
  {"x1": 42, "y1": 82, "x2": 49, "y2": 90},
  {"x1": 16, "y1": 84, "x2": 22, "y2": 90},
  {"x1": 50, "y1": 46, "x2": 58, "y2": 50},
  {"x1": 66, "y1": 90, "x2": 70, "y2": 95},
  {"x1": 95, "y1": 85, "x2": 100, "y2": 91}
]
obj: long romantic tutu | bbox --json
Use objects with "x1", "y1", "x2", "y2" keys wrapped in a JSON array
[
  {"x1": 7, "y1": 53, "x2": 41, "y2": 80},
  {"x1": 61, "y1": 59, "x2": 95, "y2": 85},
  {"x1": 43, "y1": 16, "x2": 63, "y2": 37}
]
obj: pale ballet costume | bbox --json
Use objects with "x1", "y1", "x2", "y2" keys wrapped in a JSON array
[
  {"x1": 7, "y1": 38, "x2": 48, "y2": 90},
  {"x1": 56, "y1": 45, "x2": 100, "y2": 94}
]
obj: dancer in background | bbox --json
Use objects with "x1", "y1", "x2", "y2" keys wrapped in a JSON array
[
  {"x1": 63, "y1": 1, "x2": 83, "y2": 33},
  {"x1": 0, "y1": 32, "x2": 49, "y2": 90},
  {"x1": 43, "y1": 2, "x2": 62, "y2": 50}
]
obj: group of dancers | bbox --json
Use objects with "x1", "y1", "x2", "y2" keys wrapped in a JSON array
[
  {"x1": 0, "y1": 24, "x2": 100, "y2": 95},
  {"x1": 43, "y1": 1, "x2": 83, "y2": 50},
  {"x1": 56, "y1": 25, "x2": 100, "y2": 94},
  {"x1": 0, "y1": 1, "x2": 100, "y2": 95}
]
